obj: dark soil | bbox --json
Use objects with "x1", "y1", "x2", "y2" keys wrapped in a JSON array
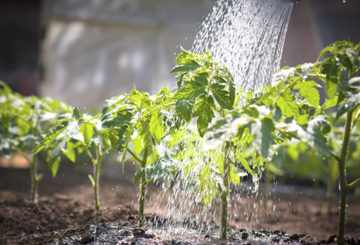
[{"x1": 0, "y1": 164, "x2": 360, "y2": 244}]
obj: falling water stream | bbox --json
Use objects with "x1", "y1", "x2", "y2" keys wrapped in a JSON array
[
  {"x1": 150, "y1": 0, "x2": 294, "y2": 232},
  {"x1": 192, "y1": 0, "x2": 293, "y2": 90}
]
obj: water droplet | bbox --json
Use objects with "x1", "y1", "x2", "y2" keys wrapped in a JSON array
[{"x1": 345, "y1": 104, "x2": 349, "y2": 108}]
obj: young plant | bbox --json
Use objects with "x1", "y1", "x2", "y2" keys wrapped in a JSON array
[
  {"x1": 37, "y1": 107, "x2": 127, "y2": 210},
  {"x1": 101, "y1": 86, "x2": 175, "y2": 226},
  {"x1": 0, "y1": 81, "x2": 70, "y2": 202},
  {"x1": 316, "y1": 41, "x2": 360, "y2": 245},
  {"x1": 170, "y1": 49, "x2": 292, "y2": 239},
  {"x1": 270, "y1": 40, "x2": 360, "y2": 245}
]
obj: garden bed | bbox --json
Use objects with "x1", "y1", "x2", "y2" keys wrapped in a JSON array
[{"x1": 1, "y1": 166, "x2": 359, "y2": 244}]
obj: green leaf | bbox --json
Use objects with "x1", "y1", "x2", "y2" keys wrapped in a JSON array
[
  {"x1": 349, "y1": 77, "x2": 360, "y2": 90},
  {"x1": 308, "y1": 117, "x2": 331, "y2": 156},
  {"x1": 325, "y1": 80, "x2": 338, "y2": 100},
  {"x1": 140, "y1": 120, "x2": 153, "y2": 152},
  {"x1": 239, "y1": 156, "x2": 254, "y2": 176},
  {"x1": 276, "y1": 94, "x2": 299, "y2": 118},
  {"x1": 321, "y1": 62, "x2": 339, "y2": 99},
  {"x1": 210, "y1": 84, "x2": 233, "y2": 109},
  {"x1": 321, "y1": 95, "x2": 338, "y2": 111},
  {"x1": 73, "y1": 107, "x2": 80, "y2": 119},
  {"x1": 79, "y1": 122, "x2": 95, "y2": 145},
  {"x1": 287, "y1": 144, "x2": 299, "y2": 161},
  {"x1": 149, "y1": 112, "x2": 164, "y2": 144},
  {"x1": 193, "y1": 97, "x2": 214, "y2": 137},
  {"x1": 174, "y1": 81, "x2": 205, "y2": 100},
  {"x1": 336, "y1": 93, "x2": 360, "y2": 119},
  {"x1": 16, "y1": 118, "x2": 30, "y2": 135},
  {"x1": 267, "y1": 163, "x2": 284, "y2": 176},
  {"x1": 273, "y1": 106, "x2": 282, "y2": 121},
  {"x1": 47, "y1": 154, "x2": 60, "y2": 177},
  {"x1": 260, "y1": 118, "x2": 275, "y2": 158},
  {"x1": 175, "y1": 100, "x2": 193, "y2": 122},
  {"x1": 294, "y1": 81, "x2": 320, "y2": 108},
  {"x1": 63, "y1": 141, "x2": 76, "y2": 162},
  {"x1": 171, "y1": 60, "x2": 201, "y2": 73}
]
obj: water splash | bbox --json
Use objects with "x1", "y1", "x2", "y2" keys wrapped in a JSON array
[
  {"x1": 192, "y1": 0, "x2": 293, "y2": 91},
  {"x1": 150, "y1": 0, "x2": 294, "y2": 230}
]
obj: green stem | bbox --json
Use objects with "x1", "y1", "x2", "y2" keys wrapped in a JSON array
[
  {"x1": 139, "y1": 148, "x2": 149, "y2": 227},
  {"x1": 89, "y1": 145, "x2": 102, "y2": 211},
  {"x1": 220, "y1": 142, "x2": 230, "y2": 240},
  {"x1": 30, "y1": 156, "x2": 40, "y2": 203},
  {"x1": 93, "y1": 160, "x2": 101, "y2": 210},
  {"x1": 348, "y1": 177, "x2": 360, "y2": 190},
  {"x1": 141, "y1": 102, "x2": 175, "y2": 119},
  {"x1": 337, "y1": 110, "x2": 353, "y2": 245},
  {"x1": 127, "y1": 148, "x2": 145, "y2": 165}
]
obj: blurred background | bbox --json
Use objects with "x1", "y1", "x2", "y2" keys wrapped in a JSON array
[{"x1": 1, "y1": 0, "x2": 360, "y2": 109}]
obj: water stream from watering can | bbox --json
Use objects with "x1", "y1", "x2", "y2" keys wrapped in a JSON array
[
  {"x1": 193, "y1": 0, "x2": 293, "y2": 90},
  {"x1": 150, "y1": 0, "x2": 294, "y2": 231}
]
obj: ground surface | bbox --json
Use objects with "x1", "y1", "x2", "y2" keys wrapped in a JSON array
[{"x1": 0, "y1": 163, "x2": 360, "y2": 244}]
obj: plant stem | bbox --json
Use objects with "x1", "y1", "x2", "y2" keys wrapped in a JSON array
[
  {"x1": 139, "y1": 148, "x2": 149, "y2": 227},
  {"x1": 337, "y1": 110, "x2": 353, "y2": 245},
  {"x1": 93, "y1": 161, "x2": 101, "y2": 210},
  {"x1": 220, "y1": 142, "x2": 230, "y2": 240},
  {"x1": 30, "y1": 156, "x2": 40, "y2": 203},
  {"x1": 348, "y1": 177, "x2": 360, "y2": 190}
]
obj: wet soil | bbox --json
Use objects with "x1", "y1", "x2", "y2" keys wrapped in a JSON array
[{"x1": 0, "y1": 164, "x2": 360, "y2": 244}]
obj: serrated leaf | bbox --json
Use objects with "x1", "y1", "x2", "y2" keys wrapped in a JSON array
[
  {"x1": 47, "y1": 154, "x2": 60, "y2": 177},
  {"x1": 73, "y1": 107, "x2": 80, "y2": 119},
  {"x1": 171, "y1": 60, "x2": 201, "y2": 73},
  {"x1": 174, "y1": 81, "x2": 205, "y2": 100},
  {"x1": 294, "y1": 81, "x2": 320, "y2": 108},
  {"x1": 193, "y1": 97, "x2": 214, "y2": 137},
  {"x1": 336, "y1": 93, "x2": 360, "y2": 119},
  {"x1": 321, "y1": 95, "x2": 338, "y2": 111},
  {"x1": 287, "y1": 144, "x2": 299, "y2": 161},
  {"x1": 211, "y1": 84, "x2": 233, "y2": 110},
  {"x1": 63, "y1": 141, "x2": 76, "y2": 162},
  {"x1": 239, "y1": 156, "x2": 253, "y2": 176},
  {"x1": 79, "y1": 122, "x2": 95, "y2": 145},
  {"x1": 276, "y1": 94, "x2": 299, "y2": 118},
  {"x1": 260, "y1": 118, "x2": 275, "y2": 158},
  {"x1": 273, "y1": 106, "x2": 282, "y2": 121},
  {"x1": 175, "y1": 100, "x2": 193, "y2": 122},
  {"x1": 141, "y1": 120, "x2": 153, "y2": 151},
  {"x1": 149, "y1": 112, "x2": 164, "y2": 144},
  {"x1": 132, "y1": 136, "x2": 144, "y2": 157}
]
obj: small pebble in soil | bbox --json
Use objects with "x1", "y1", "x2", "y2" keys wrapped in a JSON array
[
  {"x1": 327, "y1": 234, "x2": 337, "y2": 243},
  {"x1": 241, "y1": 232, "x2": 249, "y2": 240},
  {"x1": 80, "y1": 236, "x2": 94, "y2": 244},
  {"x1": 132, "y1": 228, "x2": 145, "y2": 237},
  {"x1": 290, "y1": 233, "x2": 306, "y2": 240}
]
